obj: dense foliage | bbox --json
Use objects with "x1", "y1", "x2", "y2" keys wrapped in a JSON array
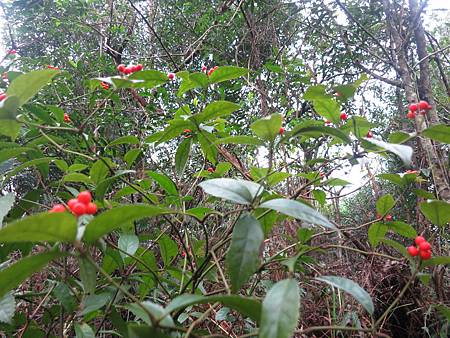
[{"x1": 0, "y1": 0, "x2": 449, "y2": 337}]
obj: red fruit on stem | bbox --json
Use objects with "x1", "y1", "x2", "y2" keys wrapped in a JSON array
[
  {"x1": 0, "y1": 93, "x2": 6, "y2": 102},
  {"x1": 407, "y1": 246, "x2": 419, "y2": 257},
  {"x1": 207, "y1": 167, "x2": 214, "y2": 173},
  {"x1": 279, "y1": 127, "x2": 285, "y2": 135},
  {"x1": 168, "y1": 72, "x2": 175, "y2": 80},
  {"x1": 408, "y1": 103, "x2": 418, "y2": 112},
  {"x1": 419, "y1": 241, "x2": 431, "y2": 251},
  {"x1": 50, "y1": 204, "x2": 66, "y2": 213},
  {"x1": 418, "y1": 100, "x2": 429, "y2": 110},
  {"x1": 406, "y1": 111, "x2": 415, "y2": 119},
  {"x1": 415, "y1": 235, "x2": 426, "y2": 245},
  {"x1": 117, "y1": 64, "x2": 126, "y2": 73},
  {"x1": 420, "y1": 250, "x2": 432, "y2": 260},
  {"x1": 8, "y1": 49, "x2": 16, "y2": 55},
  {"x1": 63, "y1": 113, "x2": 71, "y2": 122},
  {"x1": 124, "y1": 67, "x2": 132, "y2": 75},
  {"x1": 319, "y1": 172, "x2": 324, "y2": 178},
  {"x1": 136, "y1": 64, "x2": 143, "y2": 71},
  {"x1": 47, "y1": 65, "x2": 59, "y2": 70},
  {"x1": 77, "y1": 191, "x2": 92, "y2": 205},
  {"x1": 72, "y1": 202, "x2": 87, "y2": 216},
  {"x1": 385, "y1": 214, "x2": 393, "y2": 221},
  {"x1": 67, "y1": 199, "x2": 78, "y2": 210},
  {"x1": 340, "y1": 112, "x2": 348, "y2": 121},
  {"x1": 201, "y1": 65, "x2": 207, "y2": 72},
  {"x1": 207, "y1": 66, "x2": 218, "y2": 76},
  {"x1": 366, "y1": 130, "x2": 373, "y2": 138},
  {"x1": 86, "y1": 202, "x2": 97, "y2": 215},
  {"x1": 130, "y1": 65, "x2": 138, "y2": 73}
]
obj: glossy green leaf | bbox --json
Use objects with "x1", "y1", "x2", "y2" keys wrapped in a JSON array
[
  {"x1": 175, "y1": 138, "x2": 192, "y2": 176},
  {"x1": 0, "y1": 96, "x2": 20, "y2": 120},
  {"x1": 0, "y1": 212, "x2": 77, "y2": 243},
  {"x1": 63, "y1": 173, "x2": 92, "y2": 184},
  {"x1": 284, "y1": 125, "x2": 351, "y2": 144},
  {"x1": 215, "y1": 135, "x2": 263, "y2": 146},
  {"x1": 158, "y1": 234, "x2": 177, "y2": 266},
  {"x1": 0, "y1": 251, "x2": 63, "y2": 298},
  {"x1": 2, "y1": 158, "x2": 53, "y2": 184},
  {"x1": 6, "y1": 69, "x2": 60, "y2": 106},
  {"x1": 90, "y1": 159, "x2": 111, "y2": 185},
  {"x1": 124, "y1": 149, "x2": 141, "y2": 168},
  {"x1": 0, "y1": 193, "x2": 15, "y2": 226},
  {"x1": 74, "y1": 323, "x2": 95, "y2": 338},
  {"x1": 376, "y1": 194, "x2": 395, "y2": 216},
  {"x1": 81, "y1": 293, "x2": 111, "y2": 315},
  {"x1": 388, "y1": 221, "x2": 416, "y2": 239},
  {"x1": 79, "y1": 257, "x2": 97, "y2": 294},
  {"x1": 193, "y1": 101, "x2": 240, "y2": 123},
  {"x1": 0, "y1": 147, "x2": 34, "y2": 165},
  {"x1": 118, "y1": 233, "x2": 139, "y2": 260},
  {"x1": 259, "y1": 198, "x2": 334, "y2": 229},
  {"x1": 380, "y1": 238, "x2": 408, "y2": 257},
  {"x1": 260, "y1": 279, "x2": 300, "y2": 338},
  {"x1": 250, "y1": 113, "x2": 283, "y2": 142},
  {"x1": 199, "y1": 178, "x2": 264, "y2": 205},
  {"x1": 226, "y1": 215, "x2": 263, "y2": 293},
  {"x1": 422, "y1": 256, "x2": 450, "y2": 267},
  {"x1": 419, "y1": 200, "x2": 450, "y2": 227},
  {"x1": 0, "y1": 293, "x2": 15, "y2": 324},
  {"x1": 364, "y1": 138, "x2": 413, "y2": 166},
  {"x1": 0, "y1": 119, "x2": 21, "y2": 140},
  {"x1": 147, "y1": 171, "x2": 178, "y2": 196},
  {"x1": 125, "y1": 301, "x2": 174, "y2": 327},
  {"x1": 83, "y1": 205, "x2": 171, "y2": 242},
  {"x1": 128, "y1": 70, "x2": 168, "y2": 88},
  {"x1": 368, "y1": 222, "x2": 387, "y2": 247},
  {"x1": 209, "y1": 66, "x2": 249, "y2": 83},
  {"x1": 378, "y1": 173, "x2": 404, "y2": 187},
  {"x1": 164, "y1": 294, "x2": 262, "y2": 322},
  {"x1": 388, "y1": 131, "x2": 412, "y2": 144},
  {"x1": 422, "y1": 124, "x2": 450, "y2": 144},
  {"x1": 315, "y1": 276, "x2": 374, "y2": 314}
]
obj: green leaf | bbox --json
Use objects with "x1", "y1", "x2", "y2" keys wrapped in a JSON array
[
  {"x1": 322, "y1": 178, "x2": 351, "y2": 187},
  {"x1": 79, "y1": 257, "x2": 97, "y2": 294},
  {"x1": 175, "y1": 138, "x2": 192, "y2": 176},
  {"x1": 118, "y1": 233, "x2": 139, "y2": 260},
  {"x1": 125, "y1": 301, "x2": 174, "y2": 327},
  {"x1": 2, "y1": 158, "x2": 53, "y2": 183},
  {"x1": 250, "y1": 113, "x2": 283, "y2": 142},
  {"x1": 284, "y1": 125, "x2": 351, "y2": 144},
  {"x1": 107, "y1": 135, "x2": 140, "y2": 147},
  {"x1": 0, "y1": 251, "x2": 63, "y2": 298},
  {"x1": 124, "y1": 149, "x2": 141, "y2": 168},
  {"x1": 89, "y1": 159, "x2": 110, "y2": 185},
  {"x1": 147, "y1": 171, "x2": 178, "y2": 196},
  {"x1": 388, "y1": 131, "x2": 412, "y2": 144},
  {"x1": 0, "y1": 147, "x2": 35, "y2": 165},
  {"x1": 419, "y1": 200, "x2": 450, "y2": 227},
  {"x1": 127, "y1": 324, "x2": 171, "y2": 338},
  {"x1": 189, "y1": 72, "x2": 209, "y2": 87},
  {"x1": 158, "y1": 234, "x2": 177, "y2": 267},
  {"x1": 259, "y1": 198, "x2": 334, "y2": 229},
  {"x1": 81, "y1": 293, "x2": 111, "y2": 315},
  {"x1": 388, "y1": 221, "x2": 416, "y2": 239},
  {"x1": 6, "y1": 69, "x2": 60, "y2": 106},
  {"x1": 215, "y1": 135, "x2": 263, "y2": 146},
  {"x1": 0, "y1": 119, "x2": 21, "y2": 140},
  {"x1": 128, "y1": 70, "x2": 168, "y2": 88},
  {"x1": 164, "y1": 294, "x2": 262, "y2": 322},
  {"x1": 193, "y1": 101, "x2": 240, "y2": 123},
  {"x1": 364, "y1": 138, "x2": 413, "y2": 166},
  {"x1": 435, "y1": 304, "x2": 450, "y2": 320},
  {"x1": 380, "y1": 238, "x2": 408, "y2": 257},
  {"x1": 422, "y1": 124, "x2": 450, "y2": 144},
  {"x1": 378, "y1": 173, "x2": 404, "y2": 187},
  {"x1": 312, "y1": 189, "x2": 326, "y2": 206},
  {"x1": 63, "y1": 173, "x2": 92, "y2": 184},
  {"x1": 74, "y1": 323, "x2": 95, "y2": 338},
  {"x1": 0, "y1": 193, "x2": 15, "y2": 226},
  {"x1": 53, "y1": 282, "x2": 76, "y2": 312},
  {"x1": 0, "y1": 212, "x2": 77, "y2": 243},
  {"x1": 208, "y1": 66, "x2": 249, "y2": 83},
  {"x1": 226, "y1": 215, "x2": 263, "y2": 293},
  {"x1": 199, "y1": 178, "x2": 264, "y2": 205},
  {"x1": 315, "y1": 276, "x2": 374, "y2": 315},
  {"x1": 260, "y1": 279, "x2": 300, "y2": 338},
  {"x1": 368, "y1": 222, "x2": 388, "y2": 247},
  {"x1": 0, "y1": 293, "x2": 15, "y2": 324},
  {"x1": 0, "y1": 96, "x2": 20, "y2": 120},
  {"x1": 376, "y1": 194, "x2": 395, "y2": 216},
  {"x1": 83, "y1": 205, "x2": 170, "y2": 242},
  {"x1": 421, "y1": 256, "x2": 450, "y2": 267}
]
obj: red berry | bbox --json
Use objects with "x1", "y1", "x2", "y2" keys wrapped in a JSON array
[
  {"x1": 418, "y1": 100, "x2": 429, "y2": 110},
  {"x1": 182, "y1": 251, "x2": 186, "y2": 257},
  {"x1": 8, "y1": 49, "x2": 16, "y2": 55},
  {"x1": 420, "y1": 250, "x2": 431, "y2": 260},
  {"x1": 201, "y1": 65, "x2": 207, "y2": 72},
  {"x1": 207, "y1": 167, "x2": 215, "y2": 173},
  {"x1": 71, "y1": 202, "x2": 87, "y2": 216},
  {"x1": 415, "y1": 235, "x2": 426, "y2": 245},
  {"x1": 319, "y1": 172, "x2": 324, "y2": 178},
  {"x1": 86, "y1": 202, "x2": 97, "y2": 215},
  {"x1": 50, "y1": 204, "x2": 66, "y2": 213},
  {"x1": 63, "y1": 113, "x2": 71, "y2": 122},
  {"x1": 136, "y1": 64, "x2": 143, "y2": 71},
  {"x1": 168, "y1": 72, "x2": 175, "y2": 80},
  {"x1": 100, "y1": 82, "x2": 109, "y2": 89},
  {"x1": 405, "y1": 170, "x2": 417, "y2": 174},
  {"x1": 47, "y1": 65, "x2": 59, "y2": 70},
  {"x1": 407, "y1": 246, "x2": 419, "y2": 257},
  {"x1": 207, "y1": 66, "x2": 218, "y2": 76},
  {"x1": 340, "y1": 112, "x2": 348, "y2": 121},
  {"x1": 124, "y1": 67, "x2": 132, "y2": 75},
  {"x1": 67, "y1": 198, "x2": 78, "y2": 210},
  {"x1": 385, "y1": 214, "x2": 393, "y2": 221},
  {"x1": 366, "y1": 131, "x2": 373, "y2": 138},
  {"x1": 117, "y1": 64, "x2": 126, "y2": 73},
  {"x1": 279, "y1": 127, "x2": 285, "y2": 135},
  {"x1": 130, "y1": 65, "x2": 138, "y2": 73},
  {"x1": 0, "y1": 93, "x2": 6, "y2": 102},
  {"x1": 183, "y1": 129, "x2": 191, "y2": 133},
  {"x1": 77, "y1": 191, "x2": 92, "y2": 205},
  {"x1": 406, "y1": 111, "x2": 415, "y2": 119},
  {"x1": 419, "y1": 241, "x2": 431, "y2": 251},
  {"x1": 409, "y1": 103, "x2": 418, "y2": 112},
  {"x1": 324, "y1": 119, "x2": 331, "y2": 125}
]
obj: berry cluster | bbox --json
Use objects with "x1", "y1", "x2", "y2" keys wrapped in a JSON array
[
  {"x1": 0, "y1": 93, "x2": 6, "y2": 102},
  {"x1": 407, "y1": 235, "x2": 432, "y2": 260},
  {"x1": 376, "y1": 214, "x2": 393, "y2": 221},
  {"x1": 117, "y1": 63, "x2": 143, "y2": 75},
  {"x1": 49, "y1": 191, "x2": 97, "y2": 217},
  {"x1": 407, "y1": 100, "x2": 432, "y2": 119}
]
